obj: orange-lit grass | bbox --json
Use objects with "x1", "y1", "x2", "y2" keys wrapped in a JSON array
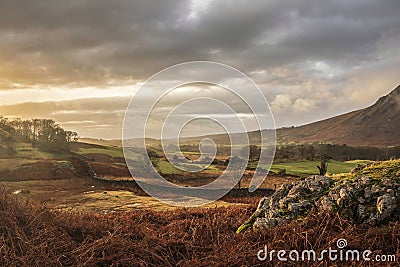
[{"x1": 1, "y1": 188, "x2": 399, "y2": 266}]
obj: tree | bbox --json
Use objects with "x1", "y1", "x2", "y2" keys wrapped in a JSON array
[
  {"x1": 317, "y1": 156, "x2": 328, "y2": 175},
  {"x1": 0, "y1": 117, "x2": 78, "y2": 152},
  {"x1": 240, "y1": 145, "x2": 261, "y2": 161}
]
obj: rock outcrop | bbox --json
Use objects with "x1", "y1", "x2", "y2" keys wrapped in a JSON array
[{"x1": 237, "y1": 160, "x2": 400, "y2": 233}]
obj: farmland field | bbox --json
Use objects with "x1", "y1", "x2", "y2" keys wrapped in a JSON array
[{"x1": 270, "y1": 159, "x2": 372, "y2": 176}]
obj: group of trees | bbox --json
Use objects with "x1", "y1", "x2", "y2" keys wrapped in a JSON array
[
  {"x1": 275, "y1": 143, "x2": 400, "y2": 162},
  {"x1": 0, "y1": 116, "x2": 78, "y2": 151},
  {"x1": 275, "y1": 144, "x2": 316, "y2": 161}
]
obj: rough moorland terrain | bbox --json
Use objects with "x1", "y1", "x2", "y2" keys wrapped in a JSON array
[{"x1": 238, "y1": 160, "x2": 400, "y2": 233}]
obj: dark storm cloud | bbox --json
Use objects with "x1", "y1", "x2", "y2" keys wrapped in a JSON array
[
  {"x1": 1, "y1": 0, "x2": 399, "y2": 88},
  {"x1": 1, "y1": 0, "x2": 400, "y2": 137},
  {"x1": 0, "y1": 0, "x2": 186, "y2": 87}
]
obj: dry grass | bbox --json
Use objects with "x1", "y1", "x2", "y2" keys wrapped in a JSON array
[{"x1": 1, "y1": 188, "x2": 399, "y2": 266}]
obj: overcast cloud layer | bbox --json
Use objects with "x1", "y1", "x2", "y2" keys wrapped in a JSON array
[{"x1": 0, "y1": 0, "x2": 399, "y2": 138}]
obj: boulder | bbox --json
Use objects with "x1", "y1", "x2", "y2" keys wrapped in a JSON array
[{"x1": 237, "y1": 162, "x2": 400, "y2": 233}]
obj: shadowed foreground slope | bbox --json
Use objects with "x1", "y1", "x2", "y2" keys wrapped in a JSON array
[{"x1": 1, "y1": 188, "x2": 399, "y2": 266}]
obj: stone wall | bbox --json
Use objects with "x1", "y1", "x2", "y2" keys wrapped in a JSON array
[{"x1": 237, "y1": 161, "x2": 400, "y2": 233}]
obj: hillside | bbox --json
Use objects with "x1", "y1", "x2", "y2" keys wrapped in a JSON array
[
  {"x1": 1, "y1": 160, "x2": 399, "y2": 266},
  {"x1": 74, "y1": 85, "x2": 400, "y2": 148},
  {"x1": 174, "y1": 85, "x2": 400, "y2": 148},
  {"x1": 277, "y1": 85, "x2": 400, "y2": 146}
]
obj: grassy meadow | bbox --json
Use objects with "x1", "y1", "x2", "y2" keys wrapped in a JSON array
[{"x1": 270, "y1": 159, "x2": 373, "y2": 176}]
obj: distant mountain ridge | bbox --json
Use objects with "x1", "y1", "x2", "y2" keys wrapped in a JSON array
[
  {"x1": 23, "y1": 85, "x2": 400, "y2": 148},
  {"x1": 276, "y1": 85, "x2": 400, "y2": 146}
]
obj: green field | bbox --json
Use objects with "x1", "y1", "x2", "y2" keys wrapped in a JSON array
[
  {"x1": 73, "y1": 144, "x2": 141, "y2": 161},
  {"x1": 156, "y1": 160, "x2": 184, "y2": 175},
  {"x1": 77, "y1": 147, "x2": 124, "y2": 158},
  {"x1": 155, "y1": 159, "x2": 220, "y2": 175},
  {"x1": 270, "y1": 160, "x2": 372, "y2": 176},
  {"x1": 14, "y1": 143, "x2": 70, "y2": 159},
  {"x1": 70, "y1": 141, "x2": 377, "y2": 177},
  {"x1": 153, "y1": 157, "x2": 373, "y2": 176}
]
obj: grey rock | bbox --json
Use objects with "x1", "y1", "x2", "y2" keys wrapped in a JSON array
[
  {"x1": 317, "y1": 196, "x2": 336, "y2": 211},
  {"x1": 287, "y1": 185, "x2": 307, "y2": 200},
  {"x1": 238, "y1": 173, "x2": 399, "y2": 232},
  {"x1": 376, "y1": 194, "x2": 397, "y2": 221},
  {"x1": 360, "y1": 176, "x2": 371, "y2": 185}
]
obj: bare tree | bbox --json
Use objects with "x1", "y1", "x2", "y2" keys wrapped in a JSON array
[{"x1": 317, "y1": 156, "x2": 328, "y2": 175}]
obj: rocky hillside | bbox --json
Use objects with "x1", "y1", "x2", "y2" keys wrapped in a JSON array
[
  {"x1": 237, "y1": 160, "x2": 400, "y2": 233},
  {"x1": 277, "y1": 85, "x2": 400, "y2": 146},
  {"x1": 180, "y1": 85, "x2": 400, "y2": 147}
]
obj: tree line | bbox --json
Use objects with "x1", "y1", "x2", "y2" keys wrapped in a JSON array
[
  {"x1": 161, "y1": 142, "x2": 400, "y2": 163},
  {"x1": 274, "y1": 143, "x2": 400, "y2": 162},
  {"x1": 0, "y1": 116, "x2": 78, "y2": 152}
]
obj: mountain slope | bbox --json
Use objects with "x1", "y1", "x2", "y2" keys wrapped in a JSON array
[{"x1": 277, "y1": 85, "x2": 400, "y2": 146}]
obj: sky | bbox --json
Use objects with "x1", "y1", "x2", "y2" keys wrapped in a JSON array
[{"x1": 0, "y1": 0, "x2": 399, "y2": 139}]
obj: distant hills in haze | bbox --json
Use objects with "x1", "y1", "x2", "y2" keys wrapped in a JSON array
[
  {"x1": 6, "y1": 85, "x2": 398, "y2": 149},
  {"x1": 175, "y1": 85, "x2": 400, "y2": 147},
  {"x1": 276, "y1": 85, "x2": 400, "y2": 147}
]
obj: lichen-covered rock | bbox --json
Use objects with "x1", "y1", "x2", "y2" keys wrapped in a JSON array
[
  {"x1": 376, "y1": 194, "x2": 397, "y2": 221},
  {"x1": 237, "y1": 161, "x2": 400, "y2": 233},
  {"x1": 237, "y1": 175, "x2": 333, "y2": 233}
]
